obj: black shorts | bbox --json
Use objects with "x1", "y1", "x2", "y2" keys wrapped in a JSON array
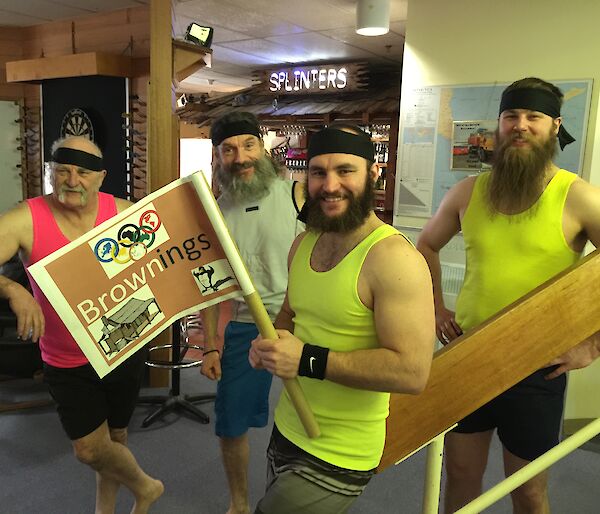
[
  {"x1": 43, "y1": 351, "x2": 146, "y2": 440},
  {"x1": 454, "y1": 367, "x2": 566, "y2": 461}
]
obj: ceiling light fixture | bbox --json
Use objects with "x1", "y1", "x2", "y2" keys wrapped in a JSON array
[{"x1": 356, "y1": 0, "x2": 390, "y2": 36}]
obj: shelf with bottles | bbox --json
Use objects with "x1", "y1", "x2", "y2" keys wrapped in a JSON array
[{"x1": 285, "y1": 146, "x2": 307, "y2": 181}]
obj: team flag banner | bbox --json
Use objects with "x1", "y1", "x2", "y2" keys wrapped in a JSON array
[{"x1": 28, "y1": 172, "x2": 245, "y2": 378}]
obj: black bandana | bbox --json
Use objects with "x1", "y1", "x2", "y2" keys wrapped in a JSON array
[
  {"x1": 499, "y1": 87, "x2": 575, "y2": 150},
  {"x1": 211, "y1": 120, "x2": 262, "y2": 147},
  {"x1": 52, "y1": 147, "x2": 104, "y2": 171},
  {"x1": 307, "y1": 128, "x2": 375, "y2": 162}
]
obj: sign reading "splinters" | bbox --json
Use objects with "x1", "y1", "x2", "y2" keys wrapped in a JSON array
[{"x1": 262, "y1": 63, "x2": 367, "y2": 95}]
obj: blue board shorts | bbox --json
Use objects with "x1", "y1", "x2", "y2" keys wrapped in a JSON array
[{"x1": 215, "y1": 321, "x2": 273, "y2": 438}]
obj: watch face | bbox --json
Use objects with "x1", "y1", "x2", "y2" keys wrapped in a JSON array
[{"x1": 60, "y1": 108, "x2": 94, "y2": 140}]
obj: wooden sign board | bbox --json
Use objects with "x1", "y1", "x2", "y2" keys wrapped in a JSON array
[
  {"x1": 378, "y1": 249, "x2": 600, "y2": 471},
  {"x1": 260, "y1": 62, "x2": 368, "y2": 95}
]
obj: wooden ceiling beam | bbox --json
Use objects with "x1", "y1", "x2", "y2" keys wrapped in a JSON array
[{"x1": 6, "y1": 52, "x2": 134, "y2": 82}]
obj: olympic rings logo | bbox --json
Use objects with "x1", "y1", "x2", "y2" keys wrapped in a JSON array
[{"x1": 94, "y1": 210, "x2": 161, "y2": 264}]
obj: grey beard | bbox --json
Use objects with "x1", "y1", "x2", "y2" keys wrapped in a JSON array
[
  {"x1": 488, "y1": 131, "x2": 557, "y2": 216},
  {"x1": 216, "y1": 154, "x2": 279, "y2": 203}
]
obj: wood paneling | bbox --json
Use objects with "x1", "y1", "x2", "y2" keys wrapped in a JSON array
[
  {"x1": 21, "y1": 7, "x2": 149, "y2": 59},
  {"x1": 6, "y1": 52, "x2": 134, "y2": 82},
  {"x1": 0, "y1": 27, "x2": 24, "y2": 100}
]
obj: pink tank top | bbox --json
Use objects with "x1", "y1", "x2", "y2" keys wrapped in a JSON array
[{"x1": 24, "y1": 193, "x2": 117, "y2": 367}]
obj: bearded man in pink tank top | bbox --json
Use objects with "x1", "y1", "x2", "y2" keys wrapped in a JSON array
[{"x1": 0, "y1": 136, "x2": 163, "y2": 513}]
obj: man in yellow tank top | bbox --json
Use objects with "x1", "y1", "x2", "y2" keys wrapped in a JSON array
[
  {"x1": 249, "y1": 125, "x2": 436, "y2": 513},
  {"x1": 418, "y1": 77, "x2": 600, "y2": 514}
]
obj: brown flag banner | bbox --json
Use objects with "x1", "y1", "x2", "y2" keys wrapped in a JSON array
[
  {"x1": 28, "y1": 172, "x2": 319, "y2": 438},
  {"x1": 28, "y1": 172, "x2": 243, "y2": 377}
]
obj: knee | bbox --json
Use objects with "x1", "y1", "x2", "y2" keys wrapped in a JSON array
[
  {"x1": 445, "y1": 456, "x2": 486, "y2": 483},
  {"x1": 73, "y1": 440, "x2": 106, "y2": 469},
  {"x1": 511, "y1": 483, "x2": 547, "y2": 511}
]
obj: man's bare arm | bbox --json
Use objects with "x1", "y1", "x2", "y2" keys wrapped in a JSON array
[
  {"x1": 416, "y1": 177, "x2": 474, "y2": 342},
  {"x1": 251, "y1": 236, "x2": 436, "y2": 394},
  {"x1": 115, "y1": 198, "x2": 134, "y2": 213},
  {"x1": 323, "y1": 236, "x2": 435, "y2": 393},
  {"x1": 0, "y1": 203, "x2": 44, "y2": 341},
  {"x1": 547, "y1": 179, "x2": 600, "y2": 377},
  {"x1": 199, "y1": 304, "x2": 221, "y2": 380}
]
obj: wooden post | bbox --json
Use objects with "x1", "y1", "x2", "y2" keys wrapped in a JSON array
[
  {"x1": 378, "y1": 250, "x2": 600, "y2": 471},
  {"x1": 147, "y1": 0, "x2": 177, "y2": 386}
]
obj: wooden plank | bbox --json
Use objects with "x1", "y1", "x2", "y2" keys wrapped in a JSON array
[
  {"x1": 147, "y1": 0, "x2": 177, "y2": 388},
  {"x1": 173, "y1": 40, "x2": 212, "y2": 82},
  {"x1": 378, "y1": 250, "x2": 600, "y2": 471},
  {"x1": 6, "y1": 52, "x2": 134, "y2": 82}
]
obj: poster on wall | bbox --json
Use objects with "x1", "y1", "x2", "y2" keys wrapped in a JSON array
[
  {"x1": 450, "y1": 120, "x2": 496, "y2": 171},
  {"x1": 29, "y1": 172, "x2": 244, "y2": 378},
  {"x1": 394, "y1": 80, "x2": 593, "y2": 223}
]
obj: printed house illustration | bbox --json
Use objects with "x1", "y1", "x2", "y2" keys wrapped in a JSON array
[{"x1": 98, "y1": 297, "x2": 162, "y2": 355}]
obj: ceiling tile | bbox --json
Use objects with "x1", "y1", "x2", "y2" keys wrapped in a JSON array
[
  {"x1": 173, "y1": 13, "x2": 250, "y2": 43},
  {"x1": 0, "y1": 9, "x2": 50, "y2": 25},
  {"x1": 219, "y1": 0, "x2": 355, "y2": 31},
  {"x1": 325, "y1": 26, "x2": 405, "y2": 61},
  {"x1": 324, "y1": 0, "x2": 408, "y2": 21},
  {"x1": 210, "y1": 45, "x2": 274, "y2": 67},
  {"x1": 265, "y1": 32, "x2": 374, "y2": 62},
  {"x1": 175, "y1": 0, "x2": 306, "y2": 38},
  {"x1": 60, "y1": 0, "x2": 148, "y2": 11},
  {"x1": 0, "y1": 0, "x2": 88, "y2": 20}
]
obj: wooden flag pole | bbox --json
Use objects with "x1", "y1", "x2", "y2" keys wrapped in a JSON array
[
  {"x1": 191, "y1": 172, "x2": 320, "y2": 438},
  {"x1": 244, "y1": 292, "x2": 320, "y2": 438},
  {"x1": 378, "y1": 249, "x2": 600, "y2": 471}
]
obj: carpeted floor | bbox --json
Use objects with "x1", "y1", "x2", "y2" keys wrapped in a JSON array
[{"x1": 1, "y1": 307, "x2": 600, "y2": 513}]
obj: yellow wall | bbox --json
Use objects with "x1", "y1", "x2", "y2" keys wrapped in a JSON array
[{"x1": 400, "y1": 0, "x2": 600, "y2": 420}]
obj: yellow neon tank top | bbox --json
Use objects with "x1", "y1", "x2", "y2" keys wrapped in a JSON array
[
  {"x1": 456, "y1": 169, "x2": 580, "y2": 332},
  {"x1": 274, "y1": 224, "x2": 402, "y2": 470}
]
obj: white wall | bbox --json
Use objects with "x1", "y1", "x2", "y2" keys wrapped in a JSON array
[
  {"x1": 180, "y1": 138, "x2": 212, "y2": 182},
  {"x1": 400, "y1": 0, "x2": 600, "y2": 420},
  {"x1": 0, "y1": 101, "x2": 24, "y2": 213}
]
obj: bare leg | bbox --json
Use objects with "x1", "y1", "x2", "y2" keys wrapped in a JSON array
[
  {"x1": 220, "y1": 434, "x2": 250, "y2": 514},
  {"x1": 444, "y1": 430, "x2": 494, "y2": 513},
  {"x1": 73, "y1": 421, "x2": 164, "y2": 514},
  {"x1": 503, "y1": 448, "x2": 550, "y2": 514},
  {"x1": 95, "y1": 428, "x2": 128, "y2": 514}
]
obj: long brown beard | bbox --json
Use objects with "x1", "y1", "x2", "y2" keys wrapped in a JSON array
[
  {"x1": 303, "y1": 173, "x2": 374, "y2": 233},
  {"x1": 488, "y1": 128, "x2": 558, "y2": 215}
]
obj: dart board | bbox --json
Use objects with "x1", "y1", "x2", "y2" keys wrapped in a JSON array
[{"x1": 60, "y1": 108, "x2": 94, "y2": 140}]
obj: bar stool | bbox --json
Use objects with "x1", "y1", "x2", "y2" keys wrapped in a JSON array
[{"x1": 138, "y1": 317, "x2": 215, "y2": 427}]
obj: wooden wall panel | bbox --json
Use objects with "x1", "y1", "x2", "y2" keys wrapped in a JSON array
[
  {"x1": 21, "y1": 6, "x2": 149, "y2": 59},
  {"x1": 0, "y1": 27, "x2": 24, "y2": 100}
]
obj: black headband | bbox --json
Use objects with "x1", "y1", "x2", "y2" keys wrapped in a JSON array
[
  {"x1": 499, "y1": 87, "x2": 575, "y2": 150},
  {"x1": 307, "y1": 128, "x2": 375, "y2": 163},
  {"x1": 211, "y1": 120, "x2": 262, "y2": 147},
  {"x1": 52, "y1": 147, "x2": 104, "y2": 171}
]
